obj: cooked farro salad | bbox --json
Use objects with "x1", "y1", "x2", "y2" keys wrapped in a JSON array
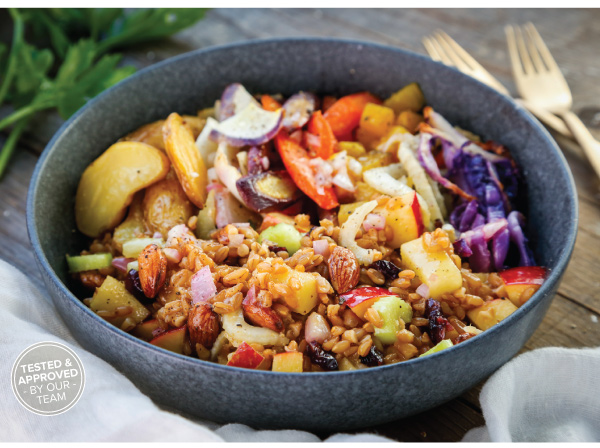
[{"x1": 68, "y1": 82, "x2": 546, "y2": 371}]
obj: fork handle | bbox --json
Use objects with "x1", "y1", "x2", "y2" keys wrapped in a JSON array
[
  {"x1": 515, "y1": 99, "x2": 574, "y2": 139},
  {"x1": 560, "y1": 110, "x2": 600, "y2": 179}
]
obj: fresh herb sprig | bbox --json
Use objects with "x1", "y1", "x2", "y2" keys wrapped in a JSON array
[{"x1": 0, "y1": 8, "x2": 207, "y2": 178}]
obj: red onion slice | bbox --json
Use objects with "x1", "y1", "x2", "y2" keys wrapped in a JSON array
[
  {"x1": 112, "y1": 257, "x2": 135, "y2": 274},
  {"x1": 416, "y1": 283, "x2": 430, "y2": 299},
  {"x1": 312, "y1": 239, "x2": 330, "y2": 257},
  {"x1": 191, "y1": 266, "x2": 217, "y2": 304},
  {"x1": 363, "y1": 213, "x2": 386, "y2": 231}
]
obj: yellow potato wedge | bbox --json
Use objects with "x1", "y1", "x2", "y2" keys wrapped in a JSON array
[
  {"x1": 123, "y1": 115, "x2": 205, "y2": 152},
  {"x1": 75, "y1": 141, "x2": 170, "y2": 238},
  {"x1": 143, "y1": 170, "x2": 195, "y2": 238},
  {"x1": 163, "y1": 113, "x2": 208, "y2": 208},
  {"x1": 113, "y1": 192, "x2": 149, "y2": 252}
]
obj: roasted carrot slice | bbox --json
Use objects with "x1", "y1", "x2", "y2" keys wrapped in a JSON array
[
  {"x1": 274, "y1": 130, "x2": 338, "y2": 210},
  {"x1": 307, "y1": 110, "x2": 338, "y2": 159},
  {"x1": 261, "y1": 94, "x2": 282, "y2": 112},
  {"x1": 323, "y1": 92, "x2": 382, "y2": 138}
]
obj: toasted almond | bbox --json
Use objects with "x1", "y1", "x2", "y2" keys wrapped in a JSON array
[
  {"x1": 328, "y1": 246, "x2": 360, "y2": 294},
  {"x1": 242, "y1": 288, "x2": 284, "y2": 332},
  {"x1": 138, "y1": 244, "x2": 167, "y2": 298},
  {"x1": 188, "y1": 302, "x2": 220, "y2": 349}
]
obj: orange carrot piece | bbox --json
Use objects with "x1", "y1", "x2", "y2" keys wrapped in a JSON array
[
  {"x1": 261, "y1": 94, "x2": 282, "y2": 111},
  {"x1": 307, "y1": 110, "x2": 338, "y2": 159},
  {"x1": 323, "y1": 92, "x2": 382, "y2": 138}
]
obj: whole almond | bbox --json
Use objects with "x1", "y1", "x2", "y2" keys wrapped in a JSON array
[
  {"x1": 138, "y1": 244, "x2": 167, "y2": 298},
  {"x1": 188, "y1": 302, "x2": 220, "y2": 348},
  {"x1": 328, "y1": 246, "x2": 360, "y2": 294},
  {"x1": 242, "y1": 287, "x2": 284, "y2": 332}
]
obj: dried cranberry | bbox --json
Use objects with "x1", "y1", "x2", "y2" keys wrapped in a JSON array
[
  {"x1": 124, "y1": 270, "x2": 148, "y2": 302},
  {"x1": 305, "y1": 342, "x2": 338, "y2": 371},
  {"x1": 268, "y1": 245, "x2": 288, "y2": 254},
  {"x1": 370, "y1": 260, "x2": 402, "y2": 280},
  {"x1": 425, "y1": 299, "x2": 450, "y2": 344},
  {"x1": 359, "y1": 346, "x2": 384, "y2": 367}
]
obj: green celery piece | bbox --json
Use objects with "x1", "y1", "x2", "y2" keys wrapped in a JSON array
[
  {"x1": 258, "y1": 223, "x2": 302, "y2": 255},
  {"x1": 420, "y1": 339, "x2": 453, "y2": 357},
  {"x1": 66, "y1": 253, "x2": 113, "y2": 273},
  {"x1": 122, "y1": 238, "x2": 164, "y2": 259},
  {"x1": 372, "y1": 295, "x2": 411, "y2": 345}
]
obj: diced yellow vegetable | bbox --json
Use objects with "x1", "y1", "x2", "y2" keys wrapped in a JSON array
[
  {"x1": 359, "y1": 103, "x2": 395, "y2": 140},
  {"x1": 383, "y1": 82, "x2": 426, "y2": 114},
  {"x1": 396, "y1": 110, "x2": 424, "y2": 134},
  {"x1": 400, "y1": 236, "x2": 462, "y2": 299},
  {"x1": 90, "y1": 276, "x2": 150, "y2": 329},
  {"x1": 338, "y1": 202, "x2": 367, "y2": 225},
  {"x1": 271, "y1": 267, "x2": 318, "y2": 315},
  {"x1": 354, "y1": 181, "x2": 379, "y2": 202},
  {"x1": 122, "y1": 115, "x2": 205, "y2": 152},
  {"x1": 272, "y1": 352, "x2": 303, "y2": 372},
  {"x1": 338, "y1": 141, "x2": 366, "y2": 158},
  {"x1": 357, "y1": 150, "x2": 394, "y2": 172},
  {"x1": 467, "y1": 299, "x2": 518, "y2": 331},
  {"x1": 355, "y1": 127, "x2": 379, "y2": 151}
]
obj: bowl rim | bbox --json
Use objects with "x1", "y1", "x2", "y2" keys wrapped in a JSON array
[{"x1": 26, "y1": 36, "x2": 578, "y2": 377}]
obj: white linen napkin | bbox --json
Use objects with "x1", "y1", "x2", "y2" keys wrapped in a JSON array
[
  {"x1": 0, "y1": 259, "x2": 390, "y2": 442},
  {"x1": 1, "y1": 258, "x2": 598, "y2": 442}
]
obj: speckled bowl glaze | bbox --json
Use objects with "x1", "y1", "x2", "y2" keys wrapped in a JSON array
[{"x1": 27, "y1": 38, "x2": 577, "y2": 431}]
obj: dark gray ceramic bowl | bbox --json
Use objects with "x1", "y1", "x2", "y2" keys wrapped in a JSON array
[{"x1": 27, "y1": 38, "x2": 577, "y2": 431}]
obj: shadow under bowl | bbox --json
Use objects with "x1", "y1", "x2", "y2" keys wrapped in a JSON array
[{"x1": 27, "y1": 38, "x2": 577, "y2": 431}]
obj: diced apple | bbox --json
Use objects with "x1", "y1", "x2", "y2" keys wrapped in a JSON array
[
  {"x1": 259, "y1": 212, "x2": 296, "y2": 232},
  {"x1": 132, "y1": 319, "x2": 160, "y2": 341},
  {"x1": 467, "y1": 298, "x2": 518, "y2": 331},
  {"x1": 375, "y1": 191, "x2": 424, "y2": 248},
  {"x1": 150, "y1": 326, "x2": 187, "y2": 354},
  {"x1": 371, "y1": 295, "x2": 413, "y2": 344},
  {"x1": 499, "y1": 266, "x2": 546, "y2": 307},
  {"x1": 271, "y1": 267, "x2": 318, "y2": 315},
  {"x1": 400, "y1": 236, "x2": 462, "y2": 299},
  {"x1": 90, "y1": 276, "x2": 150, "y2": 329},
  {"x1": 227, "y1": 342, "x2": 264, "y2": 369},
  {"x1": 340, "y1": 286, "x2": 393, "y2": 319},
  {"x1": 272, "y1": 351, "x2": 304, "y2": 372}
]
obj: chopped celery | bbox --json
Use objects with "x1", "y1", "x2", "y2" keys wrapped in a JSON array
[
  {"x1": 66, "y1": 253, "x2": 112, "y2": 273},
  {"x1": 122, "y1": 238, "x2": 164, "y2": 258},
  {"x1": 420, "y1": 339, "x2": 453, "y2": 357},
  {"x1": 371, "y1": 295, "x2": 413, "y2": 344},
  {"x1": 258, "y1": 223, "x2": 301, "y2": 255}
]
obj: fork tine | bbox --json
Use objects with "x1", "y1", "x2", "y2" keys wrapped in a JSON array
[
  {"x1": 525, "y1": 22, "x2": 561, "y2": 73},
  {"x1": 436, "y1": 30, "x2": 479, "y2": 71},
  {"x1": 505, "y1": 25, "x2": 524, "y2": 76},
  {"x1": 426, "y1": 36, "x2": 454, "y2": 67},
  {"x1": 514, "y1": 25, "x2": 535, "y2": 74},
  {"x1": 422, "y1": 37, "x2": 443, "y2": 63},
  {"x1": 433, "y1": 32, "x2": 472, "y2": 73},
  {"x1": 523, "y1": 24, "x2": 547, "y2": 73}
]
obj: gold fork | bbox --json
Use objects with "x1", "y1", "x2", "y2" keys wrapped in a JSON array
[
  {"x1": 423, "y1": 30, "x2": 573, "y2": 139},
  {"x1": 506, "y1": 23, "x2": 600, "y2": 178}
]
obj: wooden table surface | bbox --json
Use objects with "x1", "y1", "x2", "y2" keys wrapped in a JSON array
[{"x1": 1, "y1": 8, "x2": 599, "y2": 442}]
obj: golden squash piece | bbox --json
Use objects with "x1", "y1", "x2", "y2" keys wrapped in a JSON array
[
  {"x1": 163, "y1": 113, "x2": 208, "y2": 208},
  {"x1": 143, "y1": 170, "x2": 195, "y2": 238},
  {"x1": 112, "y1": 192, "x2": 149, "y2": 252},
  {"x1": 75, "y1": 141, "x2": 170, "y2": 238},
  {"x1": 122, "y1": 116, "x2": 205, "y2": 151}
]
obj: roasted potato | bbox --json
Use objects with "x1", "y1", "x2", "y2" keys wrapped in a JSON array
[
  {"x1": 112, "y1": 192, "x2": 149, "y2": 251},
  {"x1": 75, "y1": 141, "x2": 170, "y2": 238},
  {"x1": 143, "y1": 170, "x2": 195, "y2": 238},
  {"x1": 123, "y1": 115, "x2": 206, "y2": 151},
  {"x1": 163, "y1": 113, "x2": 208, "y2": 208}
]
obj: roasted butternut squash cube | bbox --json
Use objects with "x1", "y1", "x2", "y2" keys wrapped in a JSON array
[{"x1": 359, "y1": 103, "x2": 395, "y2": 140}]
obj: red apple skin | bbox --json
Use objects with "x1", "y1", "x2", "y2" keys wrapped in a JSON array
[
  {"x1": 410, "y1": 192, "x2": 424, "y2": 236},
  {"x1": 132, "y1": 319, "x2": 160, "y2": 341},
  {"x1": 150, "y1": 326, "x2": 187, "y2": 354},
  {"x1": 339, "y1": 287, "x2": 397, "y2": 318},
  {"x1": 227, "y1": 342, "x2": 265, "y2": 369},
  {"x1": 499, "y1": 266, "x2": 546, "y2": 285},
  {"x1": 500, "y1": 266, "x2": 546, "y2": 307}
]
